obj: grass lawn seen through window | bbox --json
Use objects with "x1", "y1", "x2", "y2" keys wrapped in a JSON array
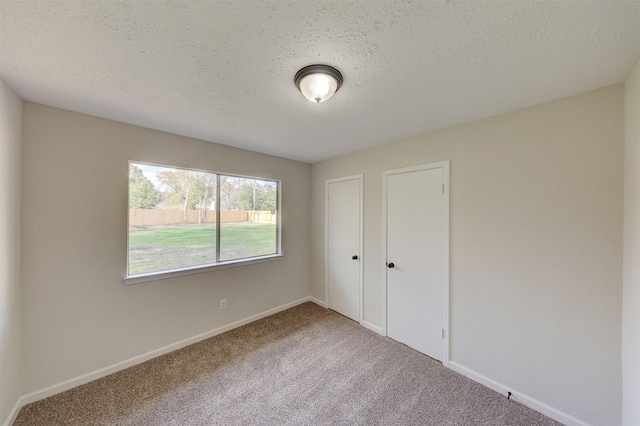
[{"x1": 128, "y1": 223, "x2": 277, "y2": 275}]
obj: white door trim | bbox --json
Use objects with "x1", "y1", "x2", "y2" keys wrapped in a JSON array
[
  {"x1": 382, "y1": 161, "x2": 450, "y2": 366},
  {"x1": 325, "y1": 174, "x2": 364, "y2": 323}
]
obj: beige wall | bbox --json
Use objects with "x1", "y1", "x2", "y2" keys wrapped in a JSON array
[
  {"x1": 21, "y1": 103, "x2": 311, "y2": 394},
  {"x1": 311, "y1": 85, "x2": 624, "y2": 425},
  {"x1": 0, "y1": 79, "x2": 22, "y2": 423},
  {"x1": 623, "y1": 59, "x2": 640, "y2": 426}
]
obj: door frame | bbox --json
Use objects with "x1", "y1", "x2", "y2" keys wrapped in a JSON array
[
  {"x1": 325, "y1": 174, "x2": 364, "y2": 323},
  {"x1": 382, "y1": 161, "x2": 450, "y2": 366}
]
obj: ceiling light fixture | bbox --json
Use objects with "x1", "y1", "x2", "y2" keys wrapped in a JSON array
[{"x1": 294, "y1": 64, "x2": 343, "y2": 103}]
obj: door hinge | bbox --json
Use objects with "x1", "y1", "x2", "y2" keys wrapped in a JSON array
[
  {"x1": 442, "y1": 328, "x2": 445, "y2": 338},
  {"x1": 442, "y1": 184, "x2": 444, "y2": 194}
]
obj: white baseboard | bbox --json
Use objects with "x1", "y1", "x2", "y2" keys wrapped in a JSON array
[
  {"x1": 2, "y1": 397, "x2": 23, "y2": 426},
  {"x1": 308, "y1": 296, "x2": 326, "y2": 308},
  {"x1": 308, "y1": 298, "x2": 384, "y2": 337},
  {"x1": 16, "y1": 297, "x2": 314, "y2": 411},
  {"x1": 361, "y1": 320, "x2": 384, "y2": 335},
  {"x1": 447, "y1": 361, "x2": 589, "y2": 426}
]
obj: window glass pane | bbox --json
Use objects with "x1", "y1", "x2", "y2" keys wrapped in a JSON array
[
  {"x1": 128, "y1": 163, "x2": 217, "y2": 275},
  {"x1": 219, "y1": 176, "x2": 278, "y2": 261}
]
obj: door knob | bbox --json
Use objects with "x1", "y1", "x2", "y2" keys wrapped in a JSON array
[
  {"x1": 352, "y1": 255, "x2": 358, "y2": 260},
  {"x1": 387, "y1": 262, "x2": 395, "y2": 268}
]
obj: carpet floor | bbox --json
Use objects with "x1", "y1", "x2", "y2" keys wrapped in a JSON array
[{"x1": 14, "y1": 302, "x2": 561, "y2": 425}]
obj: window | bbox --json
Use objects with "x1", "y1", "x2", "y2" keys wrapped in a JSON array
[{"x1": 127, "y1": 162, "x2": 280, "y2": 282}]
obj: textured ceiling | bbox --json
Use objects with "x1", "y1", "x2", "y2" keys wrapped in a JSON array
[{"x1": 1, "y1": 1, "x2": 639, "y2": 163}]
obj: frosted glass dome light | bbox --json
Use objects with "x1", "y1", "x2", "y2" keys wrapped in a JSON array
[{"x1": 295, "y1": 64, "x2": 343, "y2": 103}]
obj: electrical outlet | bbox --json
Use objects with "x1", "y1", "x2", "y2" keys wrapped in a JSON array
[{"x1": 219, "y1": 298, "x2": 227, "y2": 310}]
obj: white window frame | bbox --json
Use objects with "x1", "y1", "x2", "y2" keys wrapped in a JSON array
[{"x1": 124, "y1": 161, "x2": 282, "y2": 285}]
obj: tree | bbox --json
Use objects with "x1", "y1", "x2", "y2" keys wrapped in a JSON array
[
  {"x1": 219, "y1": 176, "x2": 242, "y2": 211},
  {"x1": 220, "y1": 177, "x2": 277, "y2": 212},
  {"x1": 192, "y1": 172, "x2": 216, "y2": 223},
  {"x1": 158, "y1": 169, "x2": 216, "y2": 223},
  {"x1": 238, "y1": 179, "x2": 276, "y2": 211},
  {"x1": 129, "y1": 164, "x2": 160, "y2": 209}
]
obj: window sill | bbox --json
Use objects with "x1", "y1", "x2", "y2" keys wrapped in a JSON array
[{"x1": 124, "y1": 254, "x2": 283, "y2": 285}]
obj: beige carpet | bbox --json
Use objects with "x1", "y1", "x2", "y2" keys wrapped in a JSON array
[{"x1": 15, "y1": 302, "x2": 561, "y2": 425}]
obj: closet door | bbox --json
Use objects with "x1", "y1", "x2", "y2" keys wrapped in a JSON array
[
  {"x1": 326, "y1": 175, "x2": 363, "y2": 322},
  {"x1": 384, "y1": 162, "x2": 449, "y2": 362}
]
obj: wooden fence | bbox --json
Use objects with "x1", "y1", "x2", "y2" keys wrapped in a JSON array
[
  {"x1": 248, "y1": 210, "x2": 277, "y2": 224},
  {"x1": 129, "y1": 209, "x2": 276, "y2": 227}
]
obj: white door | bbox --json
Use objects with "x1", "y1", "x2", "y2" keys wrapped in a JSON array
[
  {"x1": 384, "y1": 162, "x2": 449, "y2": 361},
  {"x1": 326, "y1": 176, "x2": 362, "y2": 322}
]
